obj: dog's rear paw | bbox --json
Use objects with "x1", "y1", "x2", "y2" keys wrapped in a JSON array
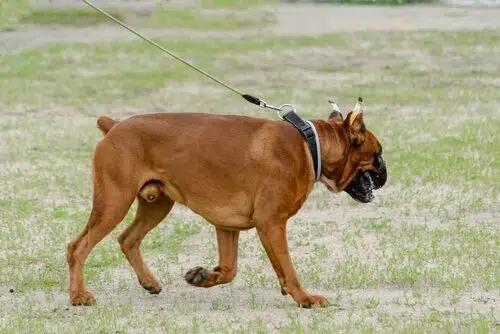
[
  {"x1": 184, "y1": 266, "x2": 209, "y2": 286},
  {"x1": 71, "y1": 290, "x2": 95, "y2": 306}
]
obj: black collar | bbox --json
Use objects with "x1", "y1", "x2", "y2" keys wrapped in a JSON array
[{"x1": 282, "y1": 111, "x2": 321, "y2": 181}]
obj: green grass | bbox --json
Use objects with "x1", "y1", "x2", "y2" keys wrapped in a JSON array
[
  {"x1": 140, "y1": 7, "x2": 266, "y2": 30},
  {"x1": 293, "y1": 214, "x2": 498, "y2": 292},
  {"x1": 16, "y1": 6, "x2": 272, "y2": 30},
  {"x1": 0, "y1": 34, "x2": 346, "y2": 107},
  {"x1": 0, "y1": 0, "x2": 30, "y2": 29},
  {"x1": 3, "y1": 29, "x2": 498, "y2": 108},
  {"x1": 1, "y1": 306, "x2": 494, "y2": 333},
  {"x1": 388, "y1": 118, "x2": 500, "y2": 188},
  {"x1": 19, "y1": 8, "x2": 126, "y2": 27}
]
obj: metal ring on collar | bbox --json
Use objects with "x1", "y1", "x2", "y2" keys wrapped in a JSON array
[{"x1": 277, "y1": 104, "x2": 296, "y2": 120}]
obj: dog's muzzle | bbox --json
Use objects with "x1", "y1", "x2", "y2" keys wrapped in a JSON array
[
  {"x1": 370, "y1": 154, "x2": 387, "y2": 190},
  {"x1": 344, "y1": 155, "x2": 387, "y2": 203}
]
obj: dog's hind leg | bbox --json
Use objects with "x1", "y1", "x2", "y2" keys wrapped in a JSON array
[
  {"x1": 118, "y1": 194, "x2": 174, "y2": 294},
  {"x1": 67, "y1": 191, "x2": 134, "y2": 305},
  {"x1": 67, "y1": 151, "x2": 136, "y2": 306},
  {"x1": 184, "y1": 228, "x2": 239, "y2": 288}
]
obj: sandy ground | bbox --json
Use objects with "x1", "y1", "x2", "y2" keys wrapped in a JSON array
[
  {"x1": 2, "y1": 4, "x2": 500, "y2": 54},
  {"x1": 273, "y1": 4, "x2": 500, "y2": 35}
]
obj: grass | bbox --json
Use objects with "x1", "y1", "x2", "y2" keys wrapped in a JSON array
[
  {"x1": 139, "y1": 7, "x2": 265, "y2": 30},
  {"x1": 15, "y1": 5, "x2": 273, "y2": 30},
  {"x1": 1, "y1": 306, "x2": 494, "y2": 333},
  {"x1": 0, "y1": 34, "x2": 346, "y2": 107},
  {"x1": 323, "y1": 219, "x2": 499, "y2": 290},
  {"x1": 0, "y1": 0, "x2": 30, "y2": 30},
  {"x1": 19, "y1": 8, "x2": 126, "y2": 27},
  {"x1": 0, "y1": 3, "x2": 499, "y2": 333}
]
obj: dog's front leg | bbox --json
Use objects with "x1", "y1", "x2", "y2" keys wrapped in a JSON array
[
  {"x1": 185, "y1": 228, "x2": 239, "y2": 287},
  {"x1": 256, "y1": 221, "x2": 328, "y2": 308}
]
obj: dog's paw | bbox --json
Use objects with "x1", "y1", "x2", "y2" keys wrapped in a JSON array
[
  {"x1": 139, "y1": 279, "x2": 162, "y2": 294},
  {"x1": 71, "y1": 290, "x2": 96, "y2": 306},
  {"x1": 298, "y1": 294, "x2": 329, "y2": 308},
  {"x1": 184, "y1": 266, "x2": 209, "y2": 286}
]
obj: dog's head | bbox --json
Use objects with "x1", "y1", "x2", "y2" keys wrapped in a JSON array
[{"x1": 320, "y1": 98, "x2": 387, "y2": 203}]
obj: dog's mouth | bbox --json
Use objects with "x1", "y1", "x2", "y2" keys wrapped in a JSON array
[
  {"x1": 344, "y1": 171, "x2": 375, "y2": 203},
  {"x1": 344, "y1": 157, "x2": 387, "y2": 203},
  {"x1": 321, "y1": 156, "x2": 387, "y2": 202}
]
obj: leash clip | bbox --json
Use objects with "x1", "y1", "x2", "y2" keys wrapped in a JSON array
[
  {"x1": 257, "y1": 98, "x2": 297, "y2": 121},
  {"x1": 258, "y1": 99, "x2": 287, "y2": 120}
]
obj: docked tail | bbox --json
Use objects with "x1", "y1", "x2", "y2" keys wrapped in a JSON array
[{"x1": 97, "y1": 116, "x2": 117, "y2": 135}]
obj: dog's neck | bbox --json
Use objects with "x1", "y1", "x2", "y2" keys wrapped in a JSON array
[{"x1": 309, "y1": 120, "x2": 349, "y2": 191}]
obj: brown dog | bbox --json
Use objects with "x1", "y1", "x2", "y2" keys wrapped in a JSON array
[{"x1": 67, "y1": 101, "x2": 386, "y2": 308}]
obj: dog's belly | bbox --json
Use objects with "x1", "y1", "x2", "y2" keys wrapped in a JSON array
[
  {"x1": 162, "y1": 180, "x2": 254, "y2": 230},
  {"x1": 207, "y1": 214, "x2": 254, "y2": 230},
  {"x1": 190, "y1": 205, "x2": 254, "y2": 230}
]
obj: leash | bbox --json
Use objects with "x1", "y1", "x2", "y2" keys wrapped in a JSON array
[
  {"x1": 82, "y1": 0, "x2": 322, "y2": 181},
  {"x1": 82, "y1": 0, "x2": 289, "y2": 118}
]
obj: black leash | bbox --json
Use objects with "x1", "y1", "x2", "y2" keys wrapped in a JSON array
[{"x1": 83, "y1": 0, "x2": 323, "y2": 181}]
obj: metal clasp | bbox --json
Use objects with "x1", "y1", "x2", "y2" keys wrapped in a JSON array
[
  {"x1": 277, "y1": 104, "x2": 296, "y2": 120},
  {"x1": 257, "y1": 99, "x2": 296, "y2": 120}
]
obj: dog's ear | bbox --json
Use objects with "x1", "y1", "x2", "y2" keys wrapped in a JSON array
[
  {"x1": 328, "y1": 111, "x2": 343, "y2": 122},
  {"x1": 328, "y1": 100, "x2": 343, "y2": 122},
  {"x1": 344, "y1": 98, "x2": 366, "y2": 146}
]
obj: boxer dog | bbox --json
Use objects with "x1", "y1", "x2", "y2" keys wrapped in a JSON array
[{"x1": 67, "y1": 99, "x2": 387, "y2": 307}]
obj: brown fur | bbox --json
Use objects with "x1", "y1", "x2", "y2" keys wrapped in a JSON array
[
  {"x1": 67, "y1": 110, "x2": 383, "y2": 308},
  {"x1": 96, "y1": 116, "x2": 117, "y2": 135}
]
